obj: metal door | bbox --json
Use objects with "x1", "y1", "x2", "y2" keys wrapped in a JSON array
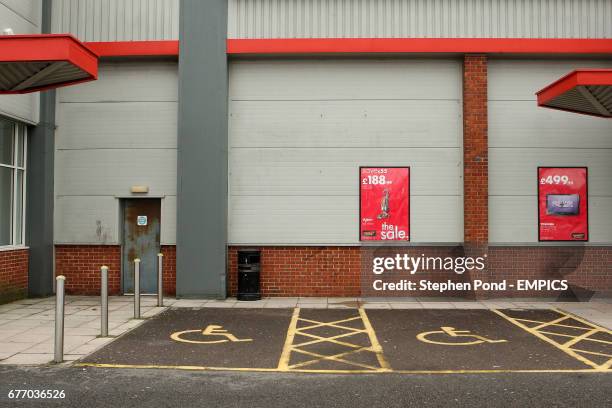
[{"x1": 122, "y1": 199, "x2": 161, "y2": 294}]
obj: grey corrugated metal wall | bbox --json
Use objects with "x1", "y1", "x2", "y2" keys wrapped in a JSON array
[
  {"x1": 488, "y1": 59, "x2": 612, "y2": 245},
  {"x1": 228, "y1": 0, "x2": 612, "y2": 39},
  {"x1": 228, "y1": 59, "x2": 463, "y2": 245},
  {"x1": 54, "y1": 61, "x2": 178, "y2": 245},
  {"x1": 51, "y1": 0, "x2": 179, "y2": 41}
]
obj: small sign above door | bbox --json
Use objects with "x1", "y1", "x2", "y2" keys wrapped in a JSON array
[{"x1": 137, "y1": 215, "x2": 148, "y2": 226}]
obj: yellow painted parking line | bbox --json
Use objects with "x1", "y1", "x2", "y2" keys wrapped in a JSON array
[
  {"x1": 76, "y1": 363, "x2": 279, "y2": 373},
  {"x1": 75, "y1": 362, "x2": 612, "y2": 375},
  {"x1": 493, "y1": 309, "x2": 612, "y2": 371},
  {"x1": 359, "y1": 308, "x2": 391, "y2": 371},
  {"x1": 277, "y1": 308, "x2": 300, "y2": 371}
]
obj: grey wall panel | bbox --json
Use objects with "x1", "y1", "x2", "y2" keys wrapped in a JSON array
[
  {"x1": 229, "y1": 195, "x2": 463, "y2": 244},
  {"x1": 55, "y1": 149, "x2": 177, "y2": 196},
  {"x1": 228, "y1": 0, "x2": 612, "y2": 39},
  {"x1": 230, "y1": 60, "x2": 461, "y2": 100},
  {"x1": 230, "y1": 148, "x2": 462, "y2": 196},
  {"x1": 490, "y1": 196, "x2": 612, "y2": 243},
  {"x1": 489, "y1": 60, "x2": 612, "y2": 102},
  {"x1": 489, "y1": 59, "x2": 612, "y2": 244},
  {"x1": 54, "y1": 196, "x2": 118, "y2": 244},
  {"x1": 51, "y1": 0, "x2": 179, "y2": 41},
  {"x1": 229, "y1": 59, "x2": 462, "y2": 245},
  {"x1": 590, "y1": 197, "x2": 612, "y2": 243},
  {"x1": 489, "y1": 149, "x2": 612, "y2": 197},
  {"x1": 58, "y1": 62, "x2": 178, "y2": 103},
  {"x1": 161, "y1": 195, "x2": 176, "y2": 245},
  {"x1": 230, "y1": 100, "x2": 461, "y2": 148},
  {"x1": 55, "y1": 61, "x2": 178, "y2": 244},
  {"x1": 490, "y1": 101, "x2": 612, "y2": 149},
  {"x1": 56, "y1": 102, "x2": 177, "y2": 149},
  {"x1": 1, "y1": 0, "x2": 41, "y2": 27},
  {"x1": 55, "y1": 195, "x2": 178, "y2": 244},
  {"x1": 0, "y1": 94, "x2": 39, "y2": 124},
  {"x1": 489, "y1": 196, "x2": 537, "y2": 243},
  {"x1": 0, "y1": 1, "x2": 41, "y2": 123},
  {"x1": 0, "y1": 1, "x2": 39, "y2": 33}
]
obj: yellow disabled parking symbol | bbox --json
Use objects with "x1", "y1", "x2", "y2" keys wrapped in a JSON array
[
  {"x1": 171, "y1": 325, "x2": 253, "y2": 344},
  {"x1": 417, "y1": 326, "x2": 507, "y2": 346}
]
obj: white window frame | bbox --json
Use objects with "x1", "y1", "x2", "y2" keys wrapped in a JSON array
[{"x1": 0, "y1": 121, "x2": 27, "y2": 249}]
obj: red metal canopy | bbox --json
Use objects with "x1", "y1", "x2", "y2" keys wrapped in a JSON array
[
  {"x1": 536, "y1": 69, "x2": 612, "y2": 118},
  {"x1": 0, "y1": 34, "x2": 98, "y2": 94}
]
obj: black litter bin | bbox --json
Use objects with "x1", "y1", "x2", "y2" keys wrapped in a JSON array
[{"x1": 237, "y1": 249, "x2": 261, "y2": 301}]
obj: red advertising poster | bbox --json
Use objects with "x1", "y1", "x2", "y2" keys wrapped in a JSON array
[
  {"x1": 360, "y1": 167, "x2": 410, "y2": 241},
  {"x1": 538, "y1": 167, "x2": 588, "y2": 241}
]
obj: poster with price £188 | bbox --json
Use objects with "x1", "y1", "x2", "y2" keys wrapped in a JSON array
[{"x1": 360, "y1": 167, "x2": 410, "y2": 241}]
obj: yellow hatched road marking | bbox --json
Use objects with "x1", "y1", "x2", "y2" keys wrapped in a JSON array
[
  {"x1": 297, "y1": 316, "x2": 364, "y2": 332},
  {"x1": 552, "y1": 308, "x2": 612, "y2": 336},
  {"x1": 531, "y1": 315, "x2": 571, "y2": 330},
  {"x1": 562, "y1": 328, "x2": 601, "y2": 348},
  {"x1": 571, "y1": 349, "x2": 612, "y2": 358},
  {"x1": 290, "y1": 347, "x2": 380, "y2": 370},
  {"x1": 276, "y1": 307, "x2": 390, "y2": 372},
  {"x1": 513, "y1": 318, "x2": 593, "y2": 331},
  {"x1": 493, "y1": 309, "x2": 612, "y2": 371},
  {"x1": 293, "y1": 330, "x2": 367, "y2": 349}
]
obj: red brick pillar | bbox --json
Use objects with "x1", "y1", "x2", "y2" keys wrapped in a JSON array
[{"x1": 463, "y1": 55, "x2": 489, "y2": 298}]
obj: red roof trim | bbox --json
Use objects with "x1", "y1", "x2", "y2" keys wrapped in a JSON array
[
  {"x1": 78, "y1": 38, "x2": 612, "y2": 58},
  {"x1": 0, "y1": 34, "x2": 98, "y2": 94},
  {"x1": 536, "y1": 69, "x2": 612, "y2": 118},
  {"x1": 536, "y1": 69, "x2": 612, "y2": 104},
  {"x1": 227, "y1": 38, "x2": 612, "y2": 55},
  {"x1": 84, "y1": 41, "x2": 179, "y2": 57}
]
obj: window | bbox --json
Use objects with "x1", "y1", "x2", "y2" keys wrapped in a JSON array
[{"x1": 0, "y1": 118, "x2": 26, "y2": 247}]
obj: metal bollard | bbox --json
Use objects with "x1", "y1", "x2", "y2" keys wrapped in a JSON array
[
  {"x1": 54, "y1": 276, "x2": 66, "y2": 363},
  {"x1": 100, "y1": 266, "x2": 109, "y2": 337},
  {"x1": 134, "y1": 258, "x2": 141, "y2": 319},
  {"x1": 157, "y1": 253, "x2": 164, "y2": 307}
]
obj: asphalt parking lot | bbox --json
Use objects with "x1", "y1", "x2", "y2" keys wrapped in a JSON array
[{"x1": 80, "y1": 307, "x2": 612, "y2": 374}]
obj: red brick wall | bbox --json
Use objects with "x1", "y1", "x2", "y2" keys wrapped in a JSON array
[
  {"x1": 228, "y1": 247, "x2": 361, "y2": 297},
  {"x1": 161, "y1": 245, "x2": 176, "y2": 296},
  {"x1": 227, "y1": 245, "x2": 611, "y2": 298},
  {"x1": 55, "y1": 245, "x2": 176, "y2": 296},
  {"x1": 487, "y1": 246, "x2": 612, "y2": 298},
  {"x1": 55, "y1": 245, "x2": 121, "y2": 295},
  {"x1": 463, "y1": 54, "x2": 488, "y2": 244},
  {"x1": 0, "y1": 249, "x2": 28, "y2": 304}
]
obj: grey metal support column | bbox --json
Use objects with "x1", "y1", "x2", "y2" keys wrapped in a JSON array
[
  {"x1": 27, "y1": 0, "x2": 55, "y2": 297},
  {"x1": 176, "y1": 0, "x2": 228, "y2": 298}
]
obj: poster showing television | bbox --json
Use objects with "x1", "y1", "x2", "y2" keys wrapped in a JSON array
[
  {"x1": 359, "y1": 167, "x2": 410, "y2": 241},
  {"x1": 538, "y1": 167, "x2": 588, "y2": 242}
]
